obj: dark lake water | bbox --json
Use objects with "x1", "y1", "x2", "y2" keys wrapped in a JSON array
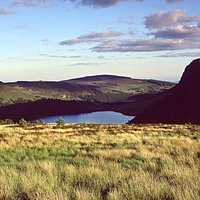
[{"x1": 38, "y1": 111, "x2": 134, "y2": 124}]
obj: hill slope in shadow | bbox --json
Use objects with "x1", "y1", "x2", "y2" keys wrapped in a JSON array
[{"x1": 131, "y1": 58, "x2": 200, "y2": 124}]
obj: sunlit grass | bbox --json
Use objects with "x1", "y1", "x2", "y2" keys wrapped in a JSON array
[{"x1": 0, "y1": 124, "x2": 199, "y2": 199}]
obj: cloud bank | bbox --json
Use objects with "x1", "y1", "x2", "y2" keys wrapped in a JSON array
[
  {"x1": 150, "y1": 24, "x2": 200, "y2": 39},
  {"x1": 145, "y1": 10, "x2": 200, "y2": 29},
  {"x1": 60, "y1": 10, "x2": 200, "y2": 53},
  {"x1": 91, "y1": 38, "x2": 200, "y2": 52},
  {"x1": 60, "y1": 34, "x2": 200, "y2": 52}
]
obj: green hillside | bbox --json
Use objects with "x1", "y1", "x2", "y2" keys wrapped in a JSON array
[
  {"x1": 0, "y1": 84, "x2": 36, "y2": 105},
  {"x1": 0, "y1": 75, "x2": 175, "y2": 106}
]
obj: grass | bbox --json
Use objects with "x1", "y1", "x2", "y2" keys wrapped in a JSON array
[{"x1": 0, "y1": 123, "x2": 199, "y2": 199}]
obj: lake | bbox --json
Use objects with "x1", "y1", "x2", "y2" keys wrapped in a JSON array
[{"x1": 38, "y1": 111, "x2": 134, "y2": 124}]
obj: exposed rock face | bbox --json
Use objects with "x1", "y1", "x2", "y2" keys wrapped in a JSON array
[
  {"x1": 131, "y1": 58, "x2": 200, "y2": 124},
  {"x1": 178, "y1": 59, "x2": 200, "y2": 93}
]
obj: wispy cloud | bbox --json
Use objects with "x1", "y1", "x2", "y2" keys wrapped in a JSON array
[
  {"x1": 10, "y1": 0, "x2": 144, "y2": 8},
  {"x1": 41, "y1": 38, "x2": 50, "y2": 45},
  {"x1": 15, "y1": 25, "x2": 29, "y2": 29},
  {"x1": 11, "y1": 0, "x2": 59, "y2": 7},
  {"x1": 97, "y1": 56, "x2": 106, "y2": 60},
  {"x1": 0, "y1": 8, "x2": 13, "y2": 15},
  {"x1": 39, "y1": 54, "x2": 81, "y2": 59},
  {"x1": 145, "y1": 10, "x2": 200, "y2": 29},
  {"x1": 12, "y1": 0, "x2": 46, "y2": 7},
  {"x1": 91, "y1": 38, "x2": 200, "y2": 52},
  {"x1": 60, "y1": 30, "x2": 124, "y2": 45},
  {"x1": 118, "y1": 16, "x2": 134, "y2": 25},
  {"x1": 157, "y1": 52, "x2": 200, "y2": 58},
  {"x1": 72, "y1": 0, "x2": 144, "y2": 8},
  {"x1": 69, "y1": 62, "x2": 105, "y2": 66},
  {"x1": 59, "y1": 23, "x2": 200, "y2": 53},
  {"x1": 166, "y1": 0, "x2": 183, "y2": 4}
]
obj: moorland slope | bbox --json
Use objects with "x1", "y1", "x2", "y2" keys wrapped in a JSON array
[{"x1": 1, "y1": 75, "x2": 174, "y2": 106}]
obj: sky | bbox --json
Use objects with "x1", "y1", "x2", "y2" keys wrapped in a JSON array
[{"x1": 0, "y1": 0, "x2": 199, "y2": 82}]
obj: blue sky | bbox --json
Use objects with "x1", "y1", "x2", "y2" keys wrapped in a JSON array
[{"x1": 0, "y1": 0, "x2": 199, "y2": 82}]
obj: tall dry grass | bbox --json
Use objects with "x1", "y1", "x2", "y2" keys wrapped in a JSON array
[{"x1": 0, "y1": 123, "x2": 199, "y2": 199}]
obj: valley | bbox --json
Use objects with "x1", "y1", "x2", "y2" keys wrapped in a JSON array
[{"x1": 0, "y1": 75, "x2": 175, "y2": 122}]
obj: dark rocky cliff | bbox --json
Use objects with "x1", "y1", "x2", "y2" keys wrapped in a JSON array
[{"x1": 131, "y1": 58, "x2": 200, "y2": 124}]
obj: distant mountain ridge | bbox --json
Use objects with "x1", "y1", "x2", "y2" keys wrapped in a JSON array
[
  {"x1": 0, "y1": 75, "x2": 175, "y2": 106},
  {"x1": 132, "y1": 58, "x2": 200, "y2": 124},
  {"x1": 65, "y1": 75, "x2": 132, "y2": 82}
]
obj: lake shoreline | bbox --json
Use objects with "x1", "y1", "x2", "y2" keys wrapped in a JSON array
[
  {"x1": 36, "y1": 111, "x2": 134, "y2": 124},
  {"x1": 0, "y1": 99, "x2": 136, "y2": 122}
]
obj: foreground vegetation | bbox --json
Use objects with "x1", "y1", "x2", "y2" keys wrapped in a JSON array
[{"x1": 0, "y1": 123, "x2": 199, "y2": 200}]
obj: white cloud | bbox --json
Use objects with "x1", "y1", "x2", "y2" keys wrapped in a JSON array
[{"x1": 60, "y1": 31, "x2": 124, "y2": 45}]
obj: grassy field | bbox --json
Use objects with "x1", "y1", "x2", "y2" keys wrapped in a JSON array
[{"x1": 0, "y1": 123, "x2": 199, "y2": 200}]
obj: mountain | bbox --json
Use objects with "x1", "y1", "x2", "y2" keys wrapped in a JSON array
[
  {"x1": 66, "y1": 75, "x2": 174, "y2": 93},
  {"x1": 131, "y1": 58, "x2": 200, "y2": 124},
  {"x1": 66, "y1": 75, "x2": 131, "y2": 82},
  {"x1": 0, "y1": 75, "x2": 175, "y2": 106}
]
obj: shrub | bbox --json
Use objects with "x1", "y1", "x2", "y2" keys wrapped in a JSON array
[
  {"x1": 18, "y1": 118, "x2": 28, "y2": 128},
  {"x1": 56, "y1": 117, "x2": 65, "y2": 127},
  {"x1": 0, "y1": 119, "x2": 14, "y2": 125}
]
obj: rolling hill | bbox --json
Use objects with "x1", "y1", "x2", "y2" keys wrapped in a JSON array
[{"x1": 0, "y1": 75, "x2": 175, "y2": 106}]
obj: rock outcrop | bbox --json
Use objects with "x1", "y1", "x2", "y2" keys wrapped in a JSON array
[{"x1": 131, "y1": 58, "x2": 200, "y2": 124}]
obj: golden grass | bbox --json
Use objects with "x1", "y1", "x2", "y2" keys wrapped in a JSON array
[{"x1": 0, "y1": 123, "x2": 199, "y2": 199}]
